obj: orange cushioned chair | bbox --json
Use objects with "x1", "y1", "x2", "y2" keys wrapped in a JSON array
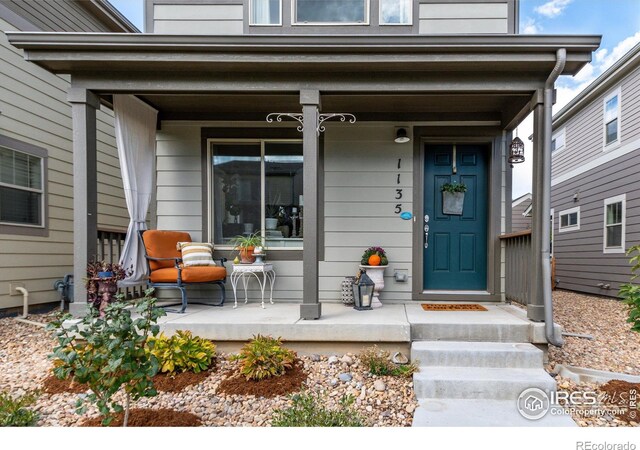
[{"x1": 140, "y1": 230, "x2": 226, "y2": 313}]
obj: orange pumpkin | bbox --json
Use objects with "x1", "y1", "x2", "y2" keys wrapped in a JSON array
[{"x1": 368, "y1": 254, "x2": 382, "y2": 266}]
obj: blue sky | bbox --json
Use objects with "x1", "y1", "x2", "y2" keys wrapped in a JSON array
[{"x1": 107, "y1": 0, "x2": 640, "y2": 197}]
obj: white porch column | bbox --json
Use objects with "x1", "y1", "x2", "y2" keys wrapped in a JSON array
[
  {"x1": 299, "y1": 90, "x2": 322, "y2": 320},
  {"x1": 68, "y1": 88, "x2": 99, "y2": 316},
  {"x1": 528, "y1": 93, "x2": 545, "y2": 322}
]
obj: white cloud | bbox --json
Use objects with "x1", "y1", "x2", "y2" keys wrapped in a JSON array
[
  {"x1": 521, "y1": 18, "x2": 541, "y2": 35},
  {"x1": 534, "y1": 0, "x2": 573, "y2": 18}
]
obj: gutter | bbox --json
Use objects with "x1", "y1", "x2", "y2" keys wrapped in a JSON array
[{"x1": 542, "y1": 49, "x2": 566, "y2": 347}]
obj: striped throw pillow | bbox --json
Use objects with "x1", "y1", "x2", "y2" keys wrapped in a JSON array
[{"x1": 177, "y1": 242, "x2": 216, "y2": 267}]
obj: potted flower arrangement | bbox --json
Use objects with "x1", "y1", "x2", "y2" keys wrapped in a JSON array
[
  {"x1": 358, "y1": 247, "x2": 389, "y2": 308},
  {"x1": 86, "y1": 261, "x2": 131, "y2": 316},
  {"x1": 441, "y1": 181, "x2": 467, "y2": 215},
  {"x1": 231, "y1": 232, "x2": 263, "y2": 264}
]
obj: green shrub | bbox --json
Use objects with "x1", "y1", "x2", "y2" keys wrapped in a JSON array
[
  {"x1": 359, "y1": 346, "x2": 418, "y2": 378},
  {"x1": 233, "y1": 335, "x2": 296, "y2": 381},
  {"x1": 272, "y1": 391, "x2": 364, "y2": 427},
  {"x1": 620, "y1": 245, "x2": 640, "y2": 333},
  {"x1": 47, "y1": 288, "x2": 165, "y2": 427},
  {"x1": 147, "y1": 330, "x2": 216, "y2": 374},
  {"x1": 0, "y1": 392, "x2": 39, "y2": 427}
]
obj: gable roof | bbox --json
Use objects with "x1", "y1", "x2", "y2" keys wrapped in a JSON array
[{"x1": 512, "y1": 192, "x2": 532, "y2": 208}]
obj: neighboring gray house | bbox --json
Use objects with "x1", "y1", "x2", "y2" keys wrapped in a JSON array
[
  {"x1": 511, "y1": 192, "x2": 532, "y2": 232},
  {"x1": 551, "y1": 42, "x2": 640, "y2": 297},
  {"x1": 0, "y1": 0, "x2": 136, "y2": 312},
  {"x1": 6, "y1": 0, "x2": 600, "y2": 327}
]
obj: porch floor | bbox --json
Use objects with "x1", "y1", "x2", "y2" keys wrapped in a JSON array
[{"x1": 156, "y1": 302, "x2": 554, "y2": 349}]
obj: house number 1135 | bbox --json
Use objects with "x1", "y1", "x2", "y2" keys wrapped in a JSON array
[{"x1": 395, "y1": 158, "x2": 403, "y2": 214}]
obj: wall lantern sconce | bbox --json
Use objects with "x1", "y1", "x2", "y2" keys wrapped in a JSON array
[
  {"x1": 508, "y1": 136, "x2": 525, "y2": 168},
  {"x1": 394, "y1": 127, "x2": 410, "y2": 144}
]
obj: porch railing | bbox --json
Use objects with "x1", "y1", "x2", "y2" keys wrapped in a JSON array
[
  {"x1": 97, "y1": 228, "x2": 146, "y2": 300},
  {"x1": 500, "y1": 230, "x2": 532, "y2": 307}
]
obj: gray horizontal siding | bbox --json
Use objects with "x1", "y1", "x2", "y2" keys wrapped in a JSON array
[
  {"x1": 0, "y1": 0, "x2": 112, "y2": 32},
  {"x1": 553, "y1": 64, "x2": 640, "y2": 180},
  {"x1": 419, "y1": 2, "x2": 509, "y2": 34},
  {"x1": 0, "y1": 20, "x2": 127, "y2": 309},
  {"x1": 152, "y1": 3, "x2": 243, "y2": 35},
  {"x1": 511, "y1": 198, "x2": 531, "y2": 232},
  {"x1": 551, "y1": 146, "x2": 640, "y2": 297}
]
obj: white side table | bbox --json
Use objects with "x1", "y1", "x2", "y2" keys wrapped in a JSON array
[{"x1": 230, "y1": 263, "x2": 276, "y2": 309}]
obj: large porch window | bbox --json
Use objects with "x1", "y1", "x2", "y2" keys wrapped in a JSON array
[{"x1": 210, "y1": 140, "x2": 303, "y2": 250}]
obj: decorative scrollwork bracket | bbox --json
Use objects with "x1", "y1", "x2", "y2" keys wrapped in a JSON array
[
  {"x1": 266, "y1": 113, "x2": 305, "y2": 132},
  {"x1": 266, "y1": 111, "x2": 357, "y2": 135}
]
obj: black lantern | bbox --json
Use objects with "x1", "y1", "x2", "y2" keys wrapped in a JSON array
[
  {"x1": 508, "y1": 136, "x2": 525, "y2": 167},
  {"x1": 352, "y1": 270, "x2": 375, "y2": 310}
]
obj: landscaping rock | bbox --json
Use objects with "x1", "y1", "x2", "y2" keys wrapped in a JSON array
[
  {"x1": 338, "y1": 373, "x2": 352, "y2": 383},
  {"x1": 327, "y1": 356, "x2": 339, "y2": 365},
  {"x1": 374, "y1": 380, "x2": 386, "y2": 392},
  {"x1": 310, "y1": 354, "x2": 321, "y2": 362},
  {"x1": 340, "y1": 355, "x2": 354, "y2": 366}
]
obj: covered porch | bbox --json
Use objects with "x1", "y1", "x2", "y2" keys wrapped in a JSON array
[{"x1": 7, "y1": 33, "x2": 600, "y2": 332}]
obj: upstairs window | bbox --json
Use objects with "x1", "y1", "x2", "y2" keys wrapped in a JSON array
[
  {"x1": 294, "y1": 0, "x2": 369, "y2": 25},
  {"x1": 558, "y1": 207, "x2": 579, "y2": 233},
  {"x1": 551, "y1": 128, "x2": 565, "y2": 154},
  {"x1": 250, "y1": 0, "x2": 282, "y2": 25},
  {"x1": 0, "y1": 145, "x2": 44, "y2": 227},
  {"x1": 604, "y1": 194, "x2": 625, "y2": 253},
  {"x1": 380, "y1": 0, "x2": 412, "y2": 25},
  {"x1": 603, "y1": 88, "x2": 621, "y2": 147}
]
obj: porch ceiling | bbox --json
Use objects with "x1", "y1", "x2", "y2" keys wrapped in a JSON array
[{"x1": 137, "y1": 92, "x2": 531, "y2": 124}]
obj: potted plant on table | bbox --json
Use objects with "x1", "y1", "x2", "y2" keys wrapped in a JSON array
[
  {"x1": 86, "y1": 261, "x2": 131, "y2": 316},
  {"x1": 231, "y1": 232, "x2": 264, "y2": 264},
  {"x1": 358, "y1": 247, "x2": 389, "y2": 309},
  {"x1": 441, "y1": 181, "x2": 467, "y2": 215}
]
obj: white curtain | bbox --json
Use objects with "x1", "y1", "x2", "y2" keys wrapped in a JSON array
[
  {"x1": 253, "y1": 0, "x2": 269, "y2": 24},
  {"x1": 114, "y1": 95, "x2": 158, "y2": 285}
]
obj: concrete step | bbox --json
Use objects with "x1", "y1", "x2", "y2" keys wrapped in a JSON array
[
  {"x1": 413, "y1": 367, "x2": 557, "y2": 400},
  {"x1": 411, "y1": 341, "x2": 543, "y2": 369},
  {"x1": 406, "y1": 304, "x2": 531, "y2": 342},
  {"x1": 412, "y1": 399, "x2": 577, "y2": 427}
]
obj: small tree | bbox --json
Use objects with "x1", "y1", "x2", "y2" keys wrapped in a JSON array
[
  {"x1": 47, "y1": 288, "x2": 166, "y2": 426},
  {"x1": 619, "y1": 245, "x2": 640, "y2": 333}
]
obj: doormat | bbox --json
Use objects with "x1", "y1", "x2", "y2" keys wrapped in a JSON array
[{"x1": 421, "y1": 304, "x2": 488, "y2": 311}]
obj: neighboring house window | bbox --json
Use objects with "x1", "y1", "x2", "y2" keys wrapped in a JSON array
[
  {"x1": 294, "y1": 0, "x2": 369, "y2": 25},
  {"x1": 250, "y1": 0, "x2": 282, "y2": 25},
  {"x1": 558, "y1": 207, "x2": 579, "y2": 232},
  {"x1": 603, "y1": 88, "x2": 621, "y2": 148},
  {"x1": 0, "y1": 136, "x2": 48, "y2": 236},
  {"x1": 603, "y1": 194, "x2": 625, "y2": 253},
  {"x1": 551, "y1": 128, "x2": 565, "y2": 154},
  {"x1": 380, "y1": 0, "x2": 412, "y2": 25},
  {"x1": 211, "y1": 141, "x2": 303, "y2": 250}
]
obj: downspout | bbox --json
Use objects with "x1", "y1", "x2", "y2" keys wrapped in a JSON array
[{"x1": 542, "y1": 49, "x2": 566, "y2": 347}]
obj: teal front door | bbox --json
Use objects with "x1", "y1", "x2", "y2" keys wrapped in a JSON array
[{"x1": 423, "y1": 144, "x2": 488, "y2": 290}]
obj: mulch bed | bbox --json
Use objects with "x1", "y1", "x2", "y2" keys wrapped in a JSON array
[
  {"x1": 42, "y1": 374, "x2": 89, "y2": 394},
  {"x1": 421, "y1": 304, "x2": 487, "y2": 311},
  {"x1": 153, "y1": 369, "x2": 212, "y2": 393},
  {"x1": 81, "y1": 408, "x2": 202, "y2": 427},
  {"x1": 600, "y1": 380, "x2": 640, "y2": 423},
  {"x1": 218, "y1": 360, "x2": 307, "y2": 398}
]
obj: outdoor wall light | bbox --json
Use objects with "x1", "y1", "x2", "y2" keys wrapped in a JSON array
[
  {"x1": 394, "y1": 127, "x2": 410, "y2": 144},
  {"x1": 508, "y1": 136, "x2": 525, "y2": 167}
]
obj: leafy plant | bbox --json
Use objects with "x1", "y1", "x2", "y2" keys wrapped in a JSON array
[
  {"x1": 360, "y1": 246, "x2": 388, "y2": 266},
  {"x1": 272, "y1": 391, "x2": 364, "y2": 427},
  {"x1": 147, "y1": 330, "x2": 216, "y2": 374},
  {"x1": 0, "y1": 392, "x2": 39, "y2": 427},
  {"x1": 441, "y1": 182, "x2": 467, "y2": 193},
  {"x1": 233, "y1": 335, "x2": 296, "y2": 381},
  {"x1": 619, "y1": 245, "x2": 640, "y2": 333},
  {"x1": 230, "y1": 232, "x2": 263, "y2": 251},
  {"x1": 359, "y1": 346, "x2": 418, "y2": 378},
  {"x1": 46, "y1": 288, "x2": 166, "y2": 426}
]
